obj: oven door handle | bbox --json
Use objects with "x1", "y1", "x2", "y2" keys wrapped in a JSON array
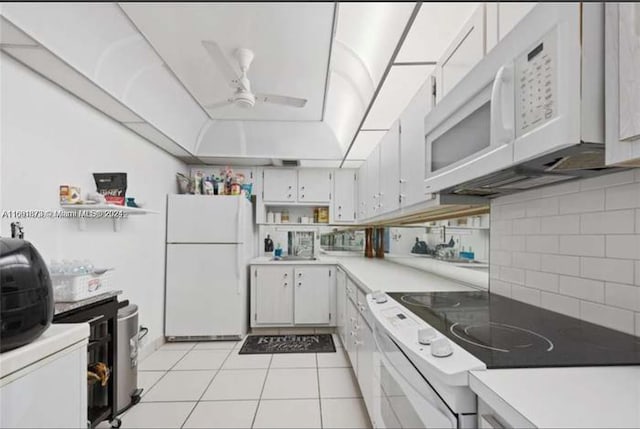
[
  {"x1": 373, "y1": 327, "x2": 457, "y2": 428},
  {"x1": 490, "y1": 63, "x2": 515, "y2": 146}
]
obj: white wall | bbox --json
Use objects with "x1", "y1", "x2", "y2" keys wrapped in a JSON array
[
  {"x1": 0, "y1": 55, "x2": 187, "y2": 349},
  {"x1": 490, "y1": 170, "x2": 640, "y2": 337}
]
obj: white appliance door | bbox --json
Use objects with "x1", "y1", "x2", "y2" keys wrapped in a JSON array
[
  {"x1": 424, "y1": 83, "x2": 514, "y2": 195},
  {"x1": 373, "y1": 326, "x2": 458, "y2": 429},
  {"x1": 167, "y1": 195, "x2": 243, "y2": 243},
  {"x1": 165, "y1": 244, "x2": 243, "y2": 337}
]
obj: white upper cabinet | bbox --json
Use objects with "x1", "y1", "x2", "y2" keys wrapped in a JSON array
[
  {"x1": 399, "y1": 81, "x2": 431, "y2": 208},
  {"x1": 606, "y1": 3, "x2": 640, "y2": 166},
  {"x1": 437, "y1": 4, "x2": 486, "y2": 100},
  {"x1": 498, "y1": 3, "x2": 537, "y2": 41},
  {"x1": 357, "y1": 163, "x2": 368, "y2": 221},
  {"x1": 262, "y1": 168, "x2": 331, "y2": 203},
  {"x1": 332, "y1": 169, "x2": 357, "y2": 223},
  {"x1": 487, "y1": 3, "x2": 537, "y2": 53},
  {"x1": 262, "y1": 169, "x2": 298, "y2": 202},
  {"x1": 366, "y1": 146, "x2": 381, "y2": 219},
  {"x1": 379, "y1": 121, "x2": 401, "y2": 215},
  {"x1": 298, "y1": 169, "x2": 332, "y2": 203}
]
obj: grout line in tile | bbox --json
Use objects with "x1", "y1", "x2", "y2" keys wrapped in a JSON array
[
  {"x1": 139, "y1": 370, "x2": 169, "y2": 398},
  {"x1": 258, "y1": 398, "x2": 327, "y2": 402},
  {"x1": 250, "y1": 355, "x2": 273, "y2": 429},
  {"x1": 315, "y1": 353, "x2": 324, "y2": 429},
  {"x1": 178, "y1": 348, "x2": 235, "y2": 429}
]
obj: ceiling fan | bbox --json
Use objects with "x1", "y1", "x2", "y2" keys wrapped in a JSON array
[{"x1": 201, "y1": 40, "x2": 308, "y2": 110}]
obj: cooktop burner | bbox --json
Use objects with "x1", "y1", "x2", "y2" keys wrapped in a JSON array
[
  {"x1": 449, "y1": 322, "x2": 554, "y2": 353},
  {"x1": 387, "y1": 291, "x2": 640, "y2": 369}
]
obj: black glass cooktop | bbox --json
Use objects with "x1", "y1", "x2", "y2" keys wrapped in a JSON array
[{"x1": 387, "y1": 291, "x2": 640, "y2": 369}]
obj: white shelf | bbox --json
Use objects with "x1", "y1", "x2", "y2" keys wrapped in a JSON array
[{"x1": 60, "y1": 204, "x2": 159, "y2": 231}]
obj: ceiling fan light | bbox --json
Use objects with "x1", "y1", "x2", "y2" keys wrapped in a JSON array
[{"x1": 233, "y1": 91, "x2": 256, "y2": 108}]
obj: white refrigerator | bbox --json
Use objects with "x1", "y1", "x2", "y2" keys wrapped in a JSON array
[{"x1": 165, "y1": 195, "x2": 254, "y2": 340}]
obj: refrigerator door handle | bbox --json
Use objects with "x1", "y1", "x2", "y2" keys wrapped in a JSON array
[{"x1": 236, "y1": 196, "x2": 243, "y2": 295}]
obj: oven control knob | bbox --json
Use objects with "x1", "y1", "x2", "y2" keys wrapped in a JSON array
[
  {"x1": 372, "y1": 291, "x2": 387, "y2": 304},
  {"x1": 431, "y1": 338, "x2": 453, "y2": 358},
  {"x1": 418, "y1": 328, "x2": 437, "y2": 345}
]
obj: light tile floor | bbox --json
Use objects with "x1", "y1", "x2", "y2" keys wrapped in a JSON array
[{"x1": 119, "y1": 334, "x2": 371, "y2": 429}]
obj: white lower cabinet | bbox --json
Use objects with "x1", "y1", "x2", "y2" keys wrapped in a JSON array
[
  {"x1": 294, "y1": 266, "x2": 334, "y2": 325},
  {"x1": 251, "y1": 264, "x2": 336, "y2": 327},
  {"x1": 252, "y1": 266, "x2": 294, "y2": 325},
  {"x1": 477, "y1": 398, "x2": 513, "y2": 428},
  {"x1": 0, "y1": 342, "x2": 87, "y2": 428},
  {"x1": 336, "y1": 268, "x2": 347, "y2": 343},
  {"x1": 341, "y1": 277, "x2": 377, "y2": 427},
  {"x1": 345, "y1": 297, "x2": 359, "y2": 371},
  {"x1": 356, "y1": 315, "x2": 375, "y2": 415}
]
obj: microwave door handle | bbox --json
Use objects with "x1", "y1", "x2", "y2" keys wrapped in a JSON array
[{"x1": 490, "y1": 64, "x2": 514, "y2": 145}]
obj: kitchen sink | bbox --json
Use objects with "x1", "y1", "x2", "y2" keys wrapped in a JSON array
[
  {"x1": 438, "y1": 257, "x2": 480, "y2": 264},
  {"x1": 271, "y1": 256, "x2": 318, "y2": 261}
]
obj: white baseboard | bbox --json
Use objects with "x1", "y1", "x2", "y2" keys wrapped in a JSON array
[{"x1": 138, "y1": 335, "x2": 164, "y2": 361}]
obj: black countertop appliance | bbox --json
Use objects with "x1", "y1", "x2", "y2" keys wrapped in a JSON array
[{"x1": 0, "y1": 238, "x2": 54, "y2": 352}]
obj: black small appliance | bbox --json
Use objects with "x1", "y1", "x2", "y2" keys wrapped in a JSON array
[{"x1": 0, "y1": 238, "x2": 54, "y2": 352}]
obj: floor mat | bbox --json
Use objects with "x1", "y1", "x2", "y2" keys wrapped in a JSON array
[{"x1": 238, "y1": 334, "x2": 336, "y2": 354}]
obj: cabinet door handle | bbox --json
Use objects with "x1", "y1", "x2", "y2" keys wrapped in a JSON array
[
  {"x1": 284, "y1": 273, "x2": 288, "y2": 278},
  {"x1": 284, "y1": 282, "x2": 288, "y2": 287},
  {"x1": 355, "y1": 340, "x2": 363, "y2": 346},
  {"x1": 297, "y1": 282, "x2": 302, "y2": 287},
  {"x1": 301, "y1": 194, "x2": 305, "y2": 199},
  {"x1": 480, "y1": 415, "x2": 505, "y2": 429}
]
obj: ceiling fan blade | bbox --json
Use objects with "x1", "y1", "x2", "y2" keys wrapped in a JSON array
[
  {"x1": 255, "y1": 93, "x2": 307, "y2": 108},
  {"x1": 204, "y1": 99, "x2": 233, "y2": 110},
  {"x1": 201, "y1": 40, "x2": 240, "y2": 87}
]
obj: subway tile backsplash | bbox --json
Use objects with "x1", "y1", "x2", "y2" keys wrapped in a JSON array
[{"x1": 490, "y1": 170, "x2": 640, "y2": 337}]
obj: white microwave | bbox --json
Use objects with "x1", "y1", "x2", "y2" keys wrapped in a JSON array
[{"x1": 424, "y1": 3, "x2": 605, "y2": 195}]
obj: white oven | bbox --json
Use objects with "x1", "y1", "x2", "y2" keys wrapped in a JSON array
[
  {"x1": 373, "y1": 327, "x2": 459, "y2": 429},
  {"x1": 424, "y1": 3, "x2": 604, "y2": 195}
]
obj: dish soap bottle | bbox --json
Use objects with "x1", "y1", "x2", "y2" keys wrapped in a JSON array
[{"x1": 274, "y1": 243, "x2": 283, "y2": 259}]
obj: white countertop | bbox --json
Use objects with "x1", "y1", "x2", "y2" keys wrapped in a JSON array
[
  {"x1": 385, "y1": 254, "x2": 488, "y2": 290},
  {"x1": 335, "y1": 256, "x2": 478, "y2": 294},
  {"x1": 0, "y1": 323, "x2": 89, "y2": 379},
  {"x1": 251, "y1": 256, "x2": 338, "y2": 265},
  {"x1": 470, "y1": 366, "x2": 640, "y2": 428},
  {"x1": 251, "y1": 254, "x2": 483, "y2": 293}
]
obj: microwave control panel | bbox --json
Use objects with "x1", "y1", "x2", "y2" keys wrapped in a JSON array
[{"x1": 515, "y1": 30, "x2": 557, "y2": 137}]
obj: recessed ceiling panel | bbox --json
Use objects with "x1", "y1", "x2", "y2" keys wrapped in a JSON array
[
  {"x1": 2, "y1": 45, "x2": 143, "y2": 123},
  {"x1": 346, "y1": 130, "x2": 386, "y2": 161},
  {"x1": 124, "y1": 122, "x2": 193, "y2": 157},
  {"x1": 396, "y1": 2, "x2": 480, "y2": 62},
  {"x1": 0, "y1": 16, "x2": 37, "y2": 46},
  {"x1": 121, "y1": 3, "x2": 334, "y2": 121},
  {"x1": 363, "y1": 64, "x2": 433, "y2": 129}
]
